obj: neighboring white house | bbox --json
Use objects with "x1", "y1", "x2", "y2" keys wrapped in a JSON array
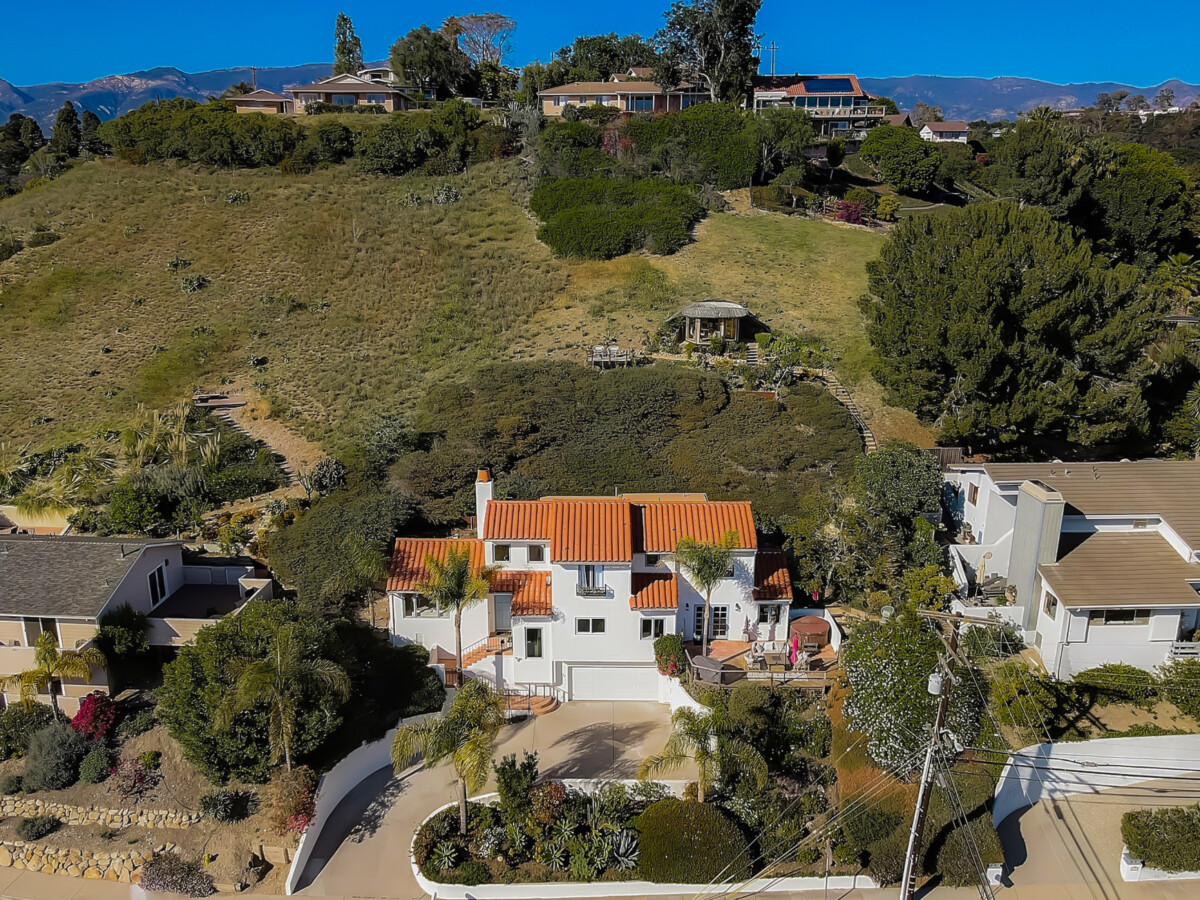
[
  {"x1": 920, "y1": 120, "x2": 969, "y2": 142},
  {"x1": 944, "y1": 460, "x2": 1200, "y2": 679},
  {"x1": 387, "y1": 470, "x2": 793, "y2": 701}
]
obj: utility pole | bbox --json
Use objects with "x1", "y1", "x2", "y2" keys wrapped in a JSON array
[
  {"x1": 898, "y1": 612, "x2": 962, "y2": 900},
  {"x1": 251, "y1": 66, "x2": 258, "y2": 90},
  {"x1": 767, "y1": 42, "x2": 780, "y2": 77}
]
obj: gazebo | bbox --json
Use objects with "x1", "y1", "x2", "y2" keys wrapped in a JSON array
[{"x1": 669, "y1": 300, "x2": 762, "y2": 345}]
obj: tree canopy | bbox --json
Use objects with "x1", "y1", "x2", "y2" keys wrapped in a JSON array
[
  {"x1": 655, "y1": 0, "x2": 762, "y2": 103},
  {"x1": 862, "y1": 202, "x2": 1162, "y2": 454},
  {"x1": 859, "y1": 125, "x2": 940, "y2": 195},
  {"x1": 332, "y1": 13, "x2": 365, "y2": 75},
  {"x1": 389, "y1": 24, "x2": 471, "y2": 98}
]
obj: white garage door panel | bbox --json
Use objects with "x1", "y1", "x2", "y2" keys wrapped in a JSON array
[{"x1": 570, "y1": 665, "x2": 658, "y2": 701}]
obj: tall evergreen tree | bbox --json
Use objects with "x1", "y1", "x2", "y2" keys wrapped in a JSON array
[
  {"x1": 79, "y1": 110, "x2": 108, "y2": 155},
  {"x1": 655, "y1": 0, "x2": 762, "y2": 103},
  {"x1": 332, "y1": 12, "x2": 364, "y2": 76},
  {"x1": 50, "y1": 101, "x2": 81, "y2": 157}
]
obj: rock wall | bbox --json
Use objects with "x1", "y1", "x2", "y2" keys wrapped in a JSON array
[
  {"x1": 0, "y1": 796, "x2": 201, "y2": 829},
  {"x1": 0, "y1": 840, "x2": 180, "y2": 882}
]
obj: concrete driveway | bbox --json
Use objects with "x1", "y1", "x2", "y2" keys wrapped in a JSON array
[{"x1": 294, "y1": 701, "x2": 684, "y2": 900}]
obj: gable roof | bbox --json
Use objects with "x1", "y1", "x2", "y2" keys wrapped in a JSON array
[
  {"x1": 387, "y1": 538, "x2": 484, "y2": 592},
  {"x1": 635, "y1": 501, "x2": 757, "y2": 553},
  {"x1": 923, "y1": 121, "x2": 969, "y2": 132},
  {"x1": 882, "y1": 114, "x2": 911, "y2": 127},
  {"x1": 630, "y1": 572, "x2": 679, "y2": 609},
  {"x1": 1040, "y1": 531, "x2": 1200, "y2": 608},
  {"x1": 753, "y1": 550, "x2": 793, "y2": 600},
  {"x1": 231, "y1": 90, "x2": 290, "y2": 102},
  {"x1": 964, "y1": 460, "x2": 1200, "y2": 548},
  {"x1": 484, "y1": 496, "x2": 756, "y2": 559},
  {"x1": 287, "y1": 73, "x2": 410, "y2": 94},
  {"x1": 0, "y1": 536, "x2": 176, "y2": 619},
  {"x1": 539, "y1": 80, "x2": 699, "y2": 97},
  {"x1": 492, "y1": 570, "x2": 553, "y2": 616}
]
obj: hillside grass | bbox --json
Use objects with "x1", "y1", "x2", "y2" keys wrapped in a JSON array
[{"x1": 0, "y1": 158, "x2": 928, "y2": 456}]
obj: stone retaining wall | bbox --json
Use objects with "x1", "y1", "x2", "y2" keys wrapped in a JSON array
[
  {"x1": 0, "y1": 796, "x2": 201, "y2": 829},
  {"x1": 0, "y1": 840, "x2": 180, "y2": 882}
]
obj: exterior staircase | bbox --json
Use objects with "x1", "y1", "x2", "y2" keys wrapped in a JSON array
[
  {"x1": 504, "y1": 693, "x2": 560, "y2": 716},
  {"x1": 813, "y1": 369, "x2": 878, "y2": 454},
  {"x1": 460, "y1": 633, "x2": 513, "y2": 669},
  {"x1": 746, "y1": 342, "x2": 759, "y2": 365}
]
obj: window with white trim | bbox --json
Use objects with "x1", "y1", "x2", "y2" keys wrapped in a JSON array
[
  {"x1": 758, "y1": 604, "x2": 782, "y2": 625},
  {"x1": 1043, "y1": 593, "x2": 1058, "y2": 620},
  {"x1": 529, "y1": 544, "x2": 546, "y2": 562},
  {"x1": 525, "y1": 627, "x2": 543, "y2": 658},
  {"x1": 641, "y1": 618, "x2": 665, "y2": 640},
  {"x1": 494, "y1": 544, "x2": 511, "y2": 562},
  {"x1": 148, "y1": 562, "x2": 168, "y2": 607},
  {"x1": 1088, "y1": 608, "x2": 1149, "y2": 626},
  {"x1": 576, "y1": 618, "x2": 606, "y2": 634}
]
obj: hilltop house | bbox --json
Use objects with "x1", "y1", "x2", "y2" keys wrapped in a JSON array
[
  {"x1": 282, "y1": 72, "x2": 413, "y2": 113},
  {"x1": 0, "y1": 536, "x2": 272, "y2": 713},
  {"x1": 944, "y1": 460, "x2": 1200, "y2": 679},
  {"x1": 227, "y1": 90, "x2": 295, "y2": 115},
  {"x1": 751, "y1": 75, "x2": 889, "y2": 138},
  {"x1": 539, "y1": 68, "x2": 708, "y2": 117},
  {"x1": 920, "y1": 121, "x2": 969, "y2": 143},
  {"x1": 387, "y1": 471, "x2": 794, "y2": 702}
]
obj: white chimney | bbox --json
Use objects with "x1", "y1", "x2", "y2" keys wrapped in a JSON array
[{"x1": 475, "y1": 468, "x2": 494, "y2": 538}]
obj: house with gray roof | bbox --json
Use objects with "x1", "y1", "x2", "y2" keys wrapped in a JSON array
[
  {"x1": 0, "y1": 536, "x2": 271, "y2": 714},
  {"x1": 944, "y1": 460, "x2": 1200, "y2": 679},
  {"x1": 667, "y1": 300, "x2": 765, "y2": 346}
]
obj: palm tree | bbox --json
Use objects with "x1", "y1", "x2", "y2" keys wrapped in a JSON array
[
  {"x1": 391, "y1": 679, "x2": 507, "y2": 834},
  {"x1": 6, "y1": 632, "x2": 106, "y2": 716},
  {"x1": 675, "y1": 529, "x2": 739, "y2": 658},
  {"x1": 222, "y1": 624, "x2": 351, "y2": 771},
  {"x1": 417, "y1": 547, "x2": 497, "y2": 686},
  {"x1": 1159, "y1": 253, "x2": 1200, "y2": 311},
  {"x1": 638, "y1": 703, "x2": 767, "y2": 802}
]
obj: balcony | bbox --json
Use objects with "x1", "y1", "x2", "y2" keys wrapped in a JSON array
[
  {"x1": 576, "y1": 585, "x2": 607, "y2": 598},
  {"x1": 809, "y1": 106, "x2": 887, "y2": 118}
]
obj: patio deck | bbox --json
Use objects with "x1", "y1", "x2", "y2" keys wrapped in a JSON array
[
  {"x1": 150, "y1": 584, "x2": 243, "y2": 619},
  {"x1": 692, "y1": 639, "x2": 837, "y2": 688}
]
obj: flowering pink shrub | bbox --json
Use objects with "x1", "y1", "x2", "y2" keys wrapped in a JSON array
[
  {"x1": 835, "y1": 200, "x2": 873, "y2": 225},
  {"x1": 653, "y1": 634, "x2": 689, "y2": 678},
  {"x1": 110, "y1": 756, "x2": 161, "y2": 798},
  {"x1": 70, "y1": 691, "x2": 117, "y2": 743}
]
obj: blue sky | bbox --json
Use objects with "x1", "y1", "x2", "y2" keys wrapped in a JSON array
[{"x1": 3, "y1": 0, "x2": 1197, "y2": 87}]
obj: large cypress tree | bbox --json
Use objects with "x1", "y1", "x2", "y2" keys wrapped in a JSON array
[
  {"x1": 49, "y1": 100, "x2": 81, "y2": 157},
  {"x1": 79, "y1": 109, "x2": 108, "y2": 156},
  {"x1": 332, "y1": 13, "x2": 364, "y2": 76},
  {"x1": 862, "y1": 202, "x2": 1164, "y2": 455}
]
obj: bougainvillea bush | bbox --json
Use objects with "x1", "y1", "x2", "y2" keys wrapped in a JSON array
[
  {"x1": 653, "y1": 634, "x2": 689, "y2": 679},
  {"x1": 269, "y1": 765, "x2": 317, "y2": 835},
  {"x1": 70, "y1": 691, "x2": 117, "y2": 743}
]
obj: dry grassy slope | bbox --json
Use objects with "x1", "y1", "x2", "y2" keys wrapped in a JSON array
[{"x1": 0, "y1": 159, "x2": 928, "y2": 454}]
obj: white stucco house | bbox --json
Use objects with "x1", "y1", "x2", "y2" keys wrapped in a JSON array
[
  {"x1": 387, "y1": 470, "x2": 794, "y2": 702},
  {"x1": 944, "y1": 460, "x2": 1200, "y2": 679},
  {"x1": 920, "y1": 120, "x2": 969, "y2": 142}
]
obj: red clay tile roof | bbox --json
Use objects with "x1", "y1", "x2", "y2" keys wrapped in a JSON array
[
  {"x1": 492, "y1": 570, "x2": 553, "y2": 616},
  {"x1": 550, "y1": 499, "x2": 633, "y2": 562},
  {"x1": 636, "y1": 501, "x2": 757, "y2": 553},
  {"x1": 483, "y1": 501, "x2": 552, "y2": 541},
  {"x1": 753, "y1": 550, "x2": 793, "y2": 600},
  {"x1": 778, "y1": 75, "x2": 864, "y2": 97},
  {"x1": 388, "y1": 538, "x2": 483, "y2": 591},
  {"x1": 631, "y1": 572, "x2": 679, "y2": 609}
]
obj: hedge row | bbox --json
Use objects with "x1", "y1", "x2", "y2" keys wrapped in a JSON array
[
  {"x1": 1122, "y1": 803, "x2": 1200, "y2": 872},
  {"x1": 530, "y1": 177, "x2": 704, "y2": 259},
  {"x1": 633, "y1": 799, "x2": 750, "y2": 883}
]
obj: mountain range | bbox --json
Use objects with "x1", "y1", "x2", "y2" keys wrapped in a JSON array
[{"x1": 3, "y1": 64, "x2": 1200, "y2": 126}]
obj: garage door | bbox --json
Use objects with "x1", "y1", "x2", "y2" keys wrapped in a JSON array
[{"x1": 569, "y1": 665, "x2": 658, "y2": 701}]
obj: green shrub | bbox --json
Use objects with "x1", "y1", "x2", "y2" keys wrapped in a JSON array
[
  {"x1": 936, "y1": 818, "x2": 1003, "y2": 885},
  {"x1": 494, "y1": 751, "x2": 538, "y2": 825},
  {"x1": 79, "y1": 746, "x2": 114, "y2": 784},
  {"x1": 447, "y1": 859, "x2": 490, "y2": 885},
  {"x1": 1122, "y1": 803, "x2": 1200, "y2": 872},
  {"x1": 728, "y1": 683, "x2": 772, "y2": 741},
  {"x1": 0, "y1": 236, "x2": 22, "y2": 262},
  {"x1": 844, "y1": 187, "x2": 878, "y2": 210},
  {"x1": 0, "y1": 703, "x2": 58, "y2": 759},
  {"x1": 839, "y1": 805, "x2": 902, "y2": 856},
  {"x1": 468, "y1": 124, "x2": 519, "y2": 163},
  {"x1": 200, "y1": 788, "x2": 256, "y2": 822},
  {"x1": 653, "y1": 634, "x2": 688, "y2": 678},
  {"x1": 577, "y1": 105, "x2": 621, "y2": 125},
  {"x1": 116, "y1": 707, "x2": 156, "y2": 739},
  {"x1": 26, "y1": 231, "x2": 60, "y2": 248},
  {"x1": 867, "y1": 829, "x2": 908, "y2": 885},
  {"x1": 22, "y1": 724, "x2": 87, "y2": 792},
  {"x1": 876, "y1": 196, "x2": 901, "y2": 222},
  {"x1": 16, "y1": 815, "x2": 59, "y2": 841},
  {"x1": 796, "y1": 715, "x2": 833, "y2": 758},
  {"x1": 140, "y1": 853, "x2": 215, "y2": 897},
  {"x1": 1159, "y1": 658, "x2": 1200, "y2": 719},
  {"x1": 0, "y1": 774, "x2": 23, "y2": 794},
  {"x1": 1073, "y1": 664, "x2": 1158, "y2": 705},
  {"x1": 633, "y1": 799, "x2": 750, "y2": 883}
]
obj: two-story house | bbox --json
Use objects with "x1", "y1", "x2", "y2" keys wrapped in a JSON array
[
  {"x1": 945, "y1": 461, "x2": 1200, "y2": 679},
  {"x1": 751, "y1": 75, "x2": 889, "y2": 138},
  {"x1": 0, "y1": 536, "x2": 272, "y2": 713},
  {"x1": 387, "y1": 471, "x2": 793, "y2": 701}
]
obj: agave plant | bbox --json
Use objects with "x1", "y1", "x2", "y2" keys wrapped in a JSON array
[
  {"x1": 586, "y1": 832, "x2": 611, "y2": 874},
  {"x1": 432, "y1": 841, "x2": 459, "y2": 873},
  {"x1": 610, "y1": 830, "x2": 639, "y2": 871},
  {"x1": 537, "y1": 837, "x2": 568, "y2": 871},
  {"x1": 504, "y1": 821, "x2": 531, "y2": 858},
  {"x1": 548, "y1": 818, "x2": 575, "y2": 843}
]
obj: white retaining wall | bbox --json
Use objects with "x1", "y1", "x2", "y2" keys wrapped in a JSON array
[
  {"x1": 657, "y1": 672, "x2": 706, "y2": 713},
  {"x1": 284, "y1": 711, "x2": 437, "y2": 895},
  {"x1": 412, "y1": 793, "x2": 877, "y2": 899},
  {"x1": 1121, "y1": 846, "x2": 1200, "y2": 882},
  {"x1": 992, "y1": 735, "x2": 1200, "y2": 827}
]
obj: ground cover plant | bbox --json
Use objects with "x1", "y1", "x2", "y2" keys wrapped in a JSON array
[{"x1": 1122, "y1": 803, "x2": 1200, "y2": 872}]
